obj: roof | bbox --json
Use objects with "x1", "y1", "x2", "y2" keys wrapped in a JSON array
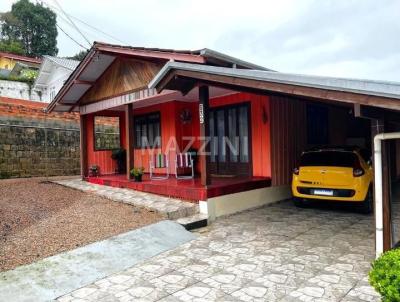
[
  {"x1": 90, "y1": 42, "x2": 270, "y2": 70},
  {"x1": 46, "y1": 42, "x2": 269, "y2": 113},
  {"x1": 33, "y1": 56, "x2": 80, "y2": 89},
  {"x1": 44, "y1": 56, "x2": 80, "y2": 71},
  {"x1": 0, "y1": 51, "x2": 42, "y2": 65},
  {"x1": 149, "y1": 62, "x2": 400, "y2": 111}
]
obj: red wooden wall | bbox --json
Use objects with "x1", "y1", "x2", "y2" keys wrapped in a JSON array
[
  {"x1": 206, "y1": 92, "x2": 271, "y2": 177},
  {"x1": 84, "y1": 92, "x2": 272, "y2": 178},
  {"x1": 270, "y1": 96, "x2": 307, "y2": 186},
  {"x1": 85, "y1": 110, "x2": 126, "y2": 175}
]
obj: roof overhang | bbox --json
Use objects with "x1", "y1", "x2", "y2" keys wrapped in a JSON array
[
  {"x1": 149, "y1": 62, "x2": 400, "y2": 112},
  {"x1": 46, "y1": 44, "x2": 208, "y2": 113},
  {"x1": 46, "y1": 42, "x2": 271, "y2": 113}
]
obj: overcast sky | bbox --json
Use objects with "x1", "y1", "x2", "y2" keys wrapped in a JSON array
[{"x1": 1, "y1": 0, "x2": 400, "y2": 81}]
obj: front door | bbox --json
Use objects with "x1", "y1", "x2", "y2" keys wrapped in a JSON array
[{"x1": 209, "y1": 103, "x2": 251, "y2": 176}]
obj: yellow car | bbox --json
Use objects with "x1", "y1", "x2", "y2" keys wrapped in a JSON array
[{"x1": 292, "y1": 146, "x2": 373, "y2": 213}]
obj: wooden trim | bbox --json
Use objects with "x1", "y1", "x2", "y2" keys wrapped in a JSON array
[
  {"x1": 199, "y1": 85, "x2": 211, "y2": 186},
  {"x1": 208, "y1": 102, "x2": 252, "y2": 176},
  {"x1": 80, "y1": 115, "x2": 88, "y2": 179},
  {"x1": 79, "y1": 88, "x2": 162, "y2": 115},
  {"x1": 165, "y1": 70, "x2": 400, "y2": 111},
  {"x1": 96, "y1": 47, "x2": 206, "y2": 63},
  {"x1": 126, "y1": 104, "x2": 134, "y2": 179}
]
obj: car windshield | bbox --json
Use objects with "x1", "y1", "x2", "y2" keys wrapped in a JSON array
[{"x1": 300, "y1": 151, "x2": 359, "y2": 167}]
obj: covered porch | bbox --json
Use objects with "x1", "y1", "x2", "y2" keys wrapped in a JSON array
[
  {"x1": 79, "y1": 83, "x2": 273, "y2": 201},
  {"x1": 86, "y1": 174, "x2": 271, "y2": 201}
]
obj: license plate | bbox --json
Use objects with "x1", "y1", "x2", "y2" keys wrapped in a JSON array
[{"x1": 313, "y1": 189, "x2": 334, "y2": 196}]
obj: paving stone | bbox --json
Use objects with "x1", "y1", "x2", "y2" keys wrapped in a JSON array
[
  {"x1": 57, "y1": 201, "x2": 382, "y2": 302},
  {"x1": 53, "y1": 179, "x2": 198, "y2": 220}
]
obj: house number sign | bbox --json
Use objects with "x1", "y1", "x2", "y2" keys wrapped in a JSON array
[{"x1": 199, "y1": 104, "x2": 204, "y2": 124}]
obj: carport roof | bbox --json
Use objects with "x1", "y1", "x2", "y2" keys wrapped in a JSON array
[{"x1": 149, "y1": 62, "x2": 400, "y2": 111}]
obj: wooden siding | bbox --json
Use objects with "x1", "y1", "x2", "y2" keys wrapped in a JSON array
[
  {"x1": 207, "y1": 92, "x2": 271, "y2": 177},
  {"x1": 84, "y1": 93, "x2": 272, "y2": 178},
  {"x1": 270, "y1": 96, "x2": 307, "y2": 186},
  {"x1": 86, "y1": 111, "x2": 126, "y2": 175},
  {"x1": 80, "y1": 57, "x2": 163, "y2": 104}
]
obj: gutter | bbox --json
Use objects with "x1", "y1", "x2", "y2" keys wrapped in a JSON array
[{"x1": 374, "y1": 132, "x2": 400, "y2": 258}]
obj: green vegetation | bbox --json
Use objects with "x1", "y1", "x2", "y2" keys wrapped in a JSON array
[
  {"x1": 0, "y1": 39, "x2": 25, "y2": 55},
  {"x1": 1, "y1": 0, "x2": 58, "y2": 57},
  {"x1": 67, "y1": 50, "x2": 88, "y2": 61},
  {"x1": 369, "y1": 248, "x2": 400, "y2": 301}
]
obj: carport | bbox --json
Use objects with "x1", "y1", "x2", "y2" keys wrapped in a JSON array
[{"x1": 149, "y1": 62, "x2": 400, "y2": 257}]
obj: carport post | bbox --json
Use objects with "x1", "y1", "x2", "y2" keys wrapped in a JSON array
[
  {"x1": 374, "y1": 132, "x2": 400, "y2": 258},
  {"x1": 199, "y1": 85, "x2": 211, "y2": 186}
]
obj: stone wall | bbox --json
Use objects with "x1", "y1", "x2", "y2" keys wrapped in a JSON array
[{"x1": 0, "y1": 97, "x2": 81, "y2": 178}]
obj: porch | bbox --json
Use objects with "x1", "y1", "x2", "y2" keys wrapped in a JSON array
[{"x1": 86, "y1": 174, "x2": 271, "y2": 201}]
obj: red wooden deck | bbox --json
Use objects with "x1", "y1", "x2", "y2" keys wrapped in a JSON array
[{"x1": 86, "y1": 174, "x2": 271, "y2": 201}]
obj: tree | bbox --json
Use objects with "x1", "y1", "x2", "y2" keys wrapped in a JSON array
[
  {"x1": 0, "y1": 0, "x2": 58, "y2": 57},
  {"x1": 67, "y1": 50, "x2": 88, "y2": 61},
  {"x1": 0, "y1": 39, "x2": 25, "y2": 55}
]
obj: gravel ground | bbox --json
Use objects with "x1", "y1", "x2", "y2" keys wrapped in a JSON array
[{"x1": 0, "y1": 178, "x2": 162, "y2": 272}]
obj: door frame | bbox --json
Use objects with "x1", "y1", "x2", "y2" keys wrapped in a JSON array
[{"x1": 208, "y1": 101, "x2": 252, "y2": 177}]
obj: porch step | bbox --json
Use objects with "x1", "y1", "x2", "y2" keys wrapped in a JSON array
[
  {"x1": 175, "y1": 213, "x2": 208, "y2": 230},
  {"x1": 53, "y1": 179, "x2": 198, "y2": 220}
]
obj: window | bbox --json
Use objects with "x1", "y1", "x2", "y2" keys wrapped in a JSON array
[
  {"x1": 50, "y1": 87, "x2": 56, "y2": 101},
  {"x1": 300, "y1": 151, "x2": 359, "y2": 168},
  {"x1": 94, "y1": 116, "x2": 121, "y2": 150},
  {"x1": 134, "y1": 112, "x2": 161, "y2": 148},
  {"x1": 307, "y1": 104, "x2": 329, "y2": 145}
]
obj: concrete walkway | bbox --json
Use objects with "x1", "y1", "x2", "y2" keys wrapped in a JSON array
[
  {"x1": 0, "y1": 221, "x2": 196, "y2": 302},
  {"x1": 54, "y1": 179, "x2": 199, "y2": 220},
  {"x1": 58, "y1": 201, "x2": 381, "y2": 302}
]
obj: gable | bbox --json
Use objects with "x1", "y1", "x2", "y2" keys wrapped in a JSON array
[{"x1": 80, "y1": 57, "x2": 164, "y2": 104}]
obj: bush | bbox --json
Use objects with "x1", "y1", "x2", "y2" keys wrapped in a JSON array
[{"x1": 369, "y1": 248, "x2": 400, "y2": 301}]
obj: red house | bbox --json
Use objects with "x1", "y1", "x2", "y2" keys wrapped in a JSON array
[{"x1": 48, "y1": 42, "x2": 400, "y2": 255}]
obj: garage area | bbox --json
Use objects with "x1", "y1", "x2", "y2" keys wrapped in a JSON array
[
  {"x1": 270, "y1": 94, "x2": 400, "y2": 249},
  {"x1": 149, "y1": 62, "x2": 400, "y2": 256}
]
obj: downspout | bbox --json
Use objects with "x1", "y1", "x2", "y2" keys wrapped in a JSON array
[{"x1": 374, "y1": 132, "x2": 400, "y2": 258}]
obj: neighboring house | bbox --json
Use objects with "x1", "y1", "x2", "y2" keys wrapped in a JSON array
[
  {"x1": 47, "y1": 42, "x2": 400, "y2": 257},
  {"x1": 33, "y1": 56, "x2": 80, "y2": 103},
  {"x1": 0, "y1": 51, "x2": 41, "y2": 71}
]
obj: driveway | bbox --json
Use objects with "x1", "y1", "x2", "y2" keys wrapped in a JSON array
[{"x1": 58, "y1": 201, "x2": 380, "y2": 302}]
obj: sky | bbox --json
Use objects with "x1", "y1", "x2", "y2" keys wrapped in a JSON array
[{"x1": 1, "y1": 0, "x2": 400, "y2": 81}]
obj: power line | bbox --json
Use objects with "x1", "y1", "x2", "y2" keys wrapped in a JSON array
[
  {"x1": 56, "y1": 23, "x2": 89, "y2": 50},
  {"x1": 42, "y1": 0, "x2": 126, "y2": 44},
  {"x1": 52, "y1": 0, "x2": 92, "y2": 47}
]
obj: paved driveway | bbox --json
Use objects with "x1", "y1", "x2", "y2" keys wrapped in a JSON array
[{"x1": 58, "y1": 201, "x2": 380, "y2": 302}]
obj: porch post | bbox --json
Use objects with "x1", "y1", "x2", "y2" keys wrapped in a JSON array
[
  {"x1": 199, "y1": 85, "x2": 211, "y2": 186},
  {"x1": 79, "y1": 114, "x2": 88, "y2": 180},
  {"x1": 371, "y1": 119, "x2": 392, "y2": 252},
  {"x1": 125, "y1": 103, "x2": 135, "y2": 179}
]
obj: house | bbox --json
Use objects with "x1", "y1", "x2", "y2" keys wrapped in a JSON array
[
  {"x1": 0, "y1": 51, "x2": 41, "y2": 71},
  {"x1": 47, "y1": 42, "x2": 400, "y2": 257},
  {"x1": 33, "y1": 56, "x2": 80, "y2": 103}
]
